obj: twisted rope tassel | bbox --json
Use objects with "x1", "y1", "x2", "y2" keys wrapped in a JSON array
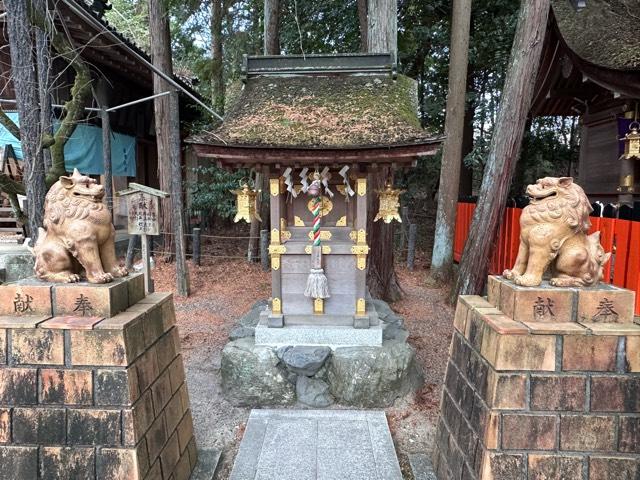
[{"x1": 305, "y1": 194, "x2": 330, "y2": 299}]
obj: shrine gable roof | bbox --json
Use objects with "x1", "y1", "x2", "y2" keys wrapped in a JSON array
[
  {"x1": 552, "y1": 0, "x2": 639, "y2": 71},
  {"x1": 187, "y1": 54, "x2": 438, "y2": 149}
]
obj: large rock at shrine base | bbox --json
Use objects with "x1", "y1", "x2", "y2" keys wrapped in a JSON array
[
  {"x1": 277, "y1": 345, "x2": 331, "y2": 376},
  {"x1": 221, "y1": 338, "x2": 295, "y2": 406},
  {"x1": 296, "y1": 376, "x2": 334, "y2": 407},
  {"x1": 327, "y1": 341, "x2": 423, "y2": 408}
]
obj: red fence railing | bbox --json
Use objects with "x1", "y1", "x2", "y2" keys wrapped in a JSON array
[{"x1": 454, "y1": 202, "x2": 640, "y2": 315}]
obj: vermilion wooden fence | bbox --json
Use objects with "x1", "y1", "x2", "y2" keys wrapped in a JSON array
[{"x1": 453, "y1": 202, "x2": 640, "y2": 315}]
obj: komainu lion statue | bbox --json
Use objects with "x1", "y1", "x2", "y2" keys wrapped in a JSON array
[
  {"x1": 33, "y1": 169, "x2": 128, "y2": 283},
  {"x1": 503, "y1": 177, "x2": 610, "y2": 287}
]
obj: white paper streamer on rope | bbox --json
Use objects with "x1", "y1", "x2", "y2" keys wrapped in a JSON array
[
  {"x1": 320, "y1": 167, "x2": 334, "y2": 198},
  {"x1": 283, "y1": 167, "x2": 296, "y2": 198},
  {"x1": 339, "y1": 165, "x2": 355, "y2": 198},
  {"x1": 300, "y1": 167, "x2": 309, "y2": 193}
]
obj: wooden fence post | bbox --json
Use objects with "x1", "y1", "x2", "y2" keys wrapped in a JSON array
[
  {"x1": 260, "y1": 229, "x2": 269, "y2": 271},
  {"x1": 125, "y1": 235, "x2": 138, "y2": 270},
  {"x1": 192, "y1": 228, "x2": 201, "y2": 266},
  {"x1": 407, "y1": 223, "x2": 417, "y2": 271}
]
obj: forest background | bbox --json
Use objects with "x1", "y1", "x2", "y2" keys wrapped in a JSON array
[{"x1": 105, "y1": 0, "x2": 578, "y2": 223}]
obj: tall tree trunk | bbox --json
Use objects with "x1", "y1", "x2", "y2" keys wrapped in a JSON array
[
  {"x1": 168, "y1": 91, "x2": 190, "y2": 295},
  {"x1": 365, "y1": 0, "x2": 400, "y2": 300},
  {"x1": 148, "y1": 0, "x2": 174, "y2": 260},
  {"x1": 453, "y1": 0, "x2": 551, "y2": 298},
  {"x1": 366, "y1": 0, "x2": 397, "y2": 60},
  {"x1": 264, "y1": 0, "x2": 280, "y2": 55},
  {"x1": 367, "y1": 168, "x2": 402, "y2": 301},
  {"x1": 356, "y1": 0, "x2": 368, "y2": 52},
  {"x1": 34, "y1": 0, "x2": 52, "y2": 173},
  {"x1": 430, "y1": 0, "x2": 472, "y2": 284},
  {"x1": 211, "y1": 0, "x2": 225, "y2": 114},
  {"x1": 459, "y1": 70, "x2": 475, "y2": 196},
  {"x1": 6, "y1": 0, "x2": 46, "y2": 242}
]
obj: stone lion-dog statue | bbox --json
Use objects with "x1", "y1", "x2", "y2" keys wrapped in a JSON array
[
  {"x1": 33, "y1": 169, "x2": 128, "y2": 283},
  {"x1": 503, "y1": 176, "x2": 610, "y2": 287}
]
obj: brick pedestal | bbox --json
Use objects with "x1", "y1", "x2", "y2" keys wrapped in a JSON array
[
  {"x1": 0, "y1": 274, "x2": 197, "y2": 480},
  {"x1": 433, "y1": 276, "x2": 640, "y2": 480}
]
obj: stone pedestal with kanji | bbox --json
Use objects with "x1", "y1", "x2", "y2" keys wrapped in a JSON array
[
  {"x1": 433, "y1": 276, "x2": 640, "y2": 480},
  {"x1": 0, "y1": 273, "x2": 197, "y2": 480}
]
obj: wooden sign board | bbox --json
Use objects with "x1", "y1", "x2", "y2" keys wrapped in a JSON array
[{"x1": 127, "y1": 192, "x2": 159, "y2": 236}]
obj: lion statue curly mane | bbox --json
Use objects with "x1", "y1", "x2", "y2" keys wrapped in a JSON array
[
  {"x1": 33, "y1": 169, "x2": 128, "y2": 283},
  {"x1": 503, "y1": 176, "x2": 610, "y2": 287}
]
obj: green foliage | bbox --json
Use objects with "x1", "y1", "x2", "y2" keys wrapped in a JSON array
[
  {"x1": 188, "y1": 165, "x2": 249, "y2": 219},
  {"x1": 105, "y1": 0, "x2": 150, "y2": 51}
]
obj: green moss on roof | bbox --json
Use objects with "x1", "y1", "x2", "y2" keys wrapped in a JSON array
[
  {"x1": 552, "y1": 0, "x2": 640, "y2": 70},
  {"x1": 192, "y1": 74, "x2": 433, "y2": 148}
]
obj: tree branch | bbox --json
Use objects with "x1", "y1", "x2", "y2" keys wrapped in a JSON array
[{"x1": 0, "y1": 107, "x2": 21, "y2": 140}]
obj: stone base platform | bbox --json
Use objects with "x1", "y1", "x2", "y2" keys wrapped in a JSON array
[
  {"x1": 229, "y1": 409, "x2": 402, "y2": 480},
  {"x1": 433, "y1": 277, "x2": 640, "y2": 480},
  {"x1": 0, "y1": 274, "x2": 197, "y2": 480},
  {"x1": 222, "y1": 300, "x2": 423, "y2": 408}
]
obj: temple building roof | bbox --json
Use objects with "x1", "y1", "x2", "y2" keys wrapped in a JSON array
[
  {"x1": 190, "y1": 74, "x2": 432, "y2": 148},
  {"x1": 552, "y1": 0, "x2": 639, "y2": 71}
]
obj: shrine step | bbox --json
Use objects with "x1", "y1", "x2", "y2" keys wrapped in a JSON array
[{"x1": 229, "y1": 410, "x2": 402, "y2": 480}]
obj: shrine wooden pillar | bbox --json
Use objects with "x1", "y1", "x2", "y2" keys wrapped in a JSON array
[
  {"x1": 268, "y1": 171, "x2": 285, "y2": 327},
  {"x1": 353, "y1": 175, "x2": 370, "y2": 328}
]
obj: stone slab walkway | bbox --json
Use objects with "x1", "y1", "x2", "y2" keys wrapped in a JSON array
[{"x1": 229, "y1": 409, "x2": 403, "y2": 480}]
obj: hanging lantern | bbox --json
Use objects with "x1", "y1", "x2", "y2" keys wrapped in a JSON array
[
  {"x1": 621, "y1": 121, "x2": 640, "y2": 160},
  {"x1": 230, "y1": 182, "x2": 262, "y2": 223},
  {"x1": 374, "y1": 183, "x2": 405, "y2": 223}
]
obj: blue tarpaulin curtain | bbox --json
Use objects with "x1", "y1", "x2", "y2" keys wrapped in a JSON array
[{"x1": 0, "y1": 112, "x2": 136, "y2": 176}]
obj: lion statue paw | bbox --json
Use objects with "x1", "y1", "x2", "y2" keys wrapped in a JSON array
[
  {"x1": 111, "y1": 266, "x2": 129, "y2": 278},
  {"x1": 514, "y1": 274, "x2": 541, "y2": 287},
  {"x1": 502, "y1": 269, "x2": 516, "y2": 280}
]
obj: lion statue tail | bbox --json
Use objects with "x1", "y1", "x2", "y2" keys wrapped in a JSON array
[{"x1": 584, "y1": 231, "x2": 612, "y2": 285}]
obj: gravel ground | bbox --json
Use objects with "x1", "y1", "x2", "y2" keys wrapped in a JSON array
[{"x1": 152, "y1": 254, "x2": 454, "y2": 479}]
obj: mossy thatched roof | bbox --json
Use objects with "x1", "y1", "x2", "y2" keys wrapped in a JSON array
[
  {"x1": 189, "y1": 74, "x2": 435, "y2": 148},
  {"x1": 552, "y1": 0, "x2": 640, "y2": 71}
]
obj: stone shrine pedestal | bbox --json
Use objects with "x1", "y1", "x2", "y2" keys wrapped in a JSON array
[
  {"x1": 433, "y1": 276, "x2": 640, "y2": 480},
  {"x1": 0, "y1": 273, "x2": 197, "y2": 480}
]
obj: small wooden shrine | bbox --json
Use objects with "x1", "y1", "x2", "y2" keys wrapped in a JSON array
[{"x1": 189, "y1": 53, "x2": 442, "y2": 345}]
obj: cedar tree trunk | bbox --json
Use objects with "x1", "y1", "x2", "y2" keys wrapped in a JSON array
[
  {"x1": 211, "y1": 0, "x2": 225, "y2": 114},
  {"x1": 356, "y1": 0, "x2": 368, "y2": 52},
  {"x1": 430, "y1": 0, "x2": 472, "y2": 284},
  {"x1": 6, "y1": 0, "x2": 46, "y2": 241},
  {"x1": 453, "y1": 0, "x2": 551, "y2": 298},
  {"x1": 264, "y1": 0, "x2": 280, "y2": 55},
  {"x1": 366, "y1": 0, "x2": 397, "y2": 60},
  {"x1": 364, "y1": 0, "x2": 400, "y2": 300},
  {"x1": 148, "y1": 0, "x2": 174, "y2": 259}
]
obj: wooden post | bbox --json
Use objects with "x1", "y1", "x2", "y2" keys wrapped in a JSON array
[
  {"x1": 125, "y1": 235, "x2": 138, "y2": 270},
  {"x1": 268, "y1": 174, "x2": 284, "y2": 326},
  {"x1": 101, "y1": 108, "x2": 113, "y2": 213},
  {"x1": 141, "y1": 233, "x2": 153, "y2": 294},
  {"x1": 407, "y1": 223, "x2": 417, "y2": 271},
  {"x1": 260, "y1": 229, "x2": 269, "y2": 271},
  {"x1": 193, "y1": 227, "x2": 201, "y2": 266}
]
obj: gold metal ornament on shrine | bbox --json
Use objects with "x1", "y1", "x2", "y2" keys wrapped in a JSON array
[
  {"x1": 230, "y1": 181, "x2": 262, "y2": 224},
  {"x1": 621, "y1": 121, "x2": 640, "y2": 160},
  {"x1": 374, "y1": 183, "x2": 405, "y2": 223}
]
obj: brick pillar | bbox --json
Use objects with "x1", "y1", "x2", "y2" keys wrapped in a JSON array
[
  {"x1": 433, "y1": 276, "x2": 640, "y2": 480},
  {"x1": 0, "y1": 273, "x2": 197, "y2": 480}
]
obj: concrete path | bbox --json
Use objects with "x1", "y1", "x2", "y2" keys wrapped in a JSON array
[{"x1": 229, "y1": 409, "x2": 403, "y2": 480}]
